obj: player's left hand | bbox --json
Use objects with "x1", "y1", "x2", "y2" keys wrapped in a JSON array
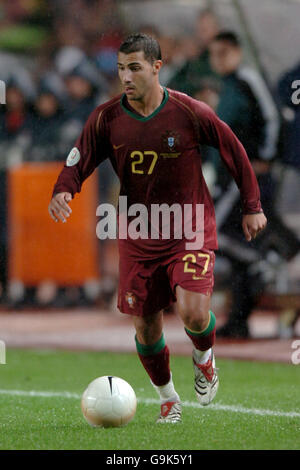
[{"x1": 242, "y1": 212, "x2": 267, "y2": 242}]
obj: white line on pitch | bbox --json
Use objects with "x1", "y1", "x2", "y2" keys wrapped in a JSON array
[{"x1": 0, "y1": 389, "x2": 299, "y2": 419}]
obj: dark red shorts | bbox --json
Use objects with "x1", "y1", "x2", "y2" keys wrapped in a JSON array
[{"x1": 117, "y1": 249, "x2": 215, "y2": 316}]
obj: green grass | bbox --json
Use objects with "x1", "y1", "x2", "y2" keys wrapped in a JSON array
[{"x1": 0, "y1": 348, "x2": 299, "y2": 450}]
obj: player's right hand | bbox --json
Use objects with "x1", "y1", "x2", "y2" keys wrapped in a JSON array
[{"x1": 48, "y1": 192, "x2": 72, "y2": 223}]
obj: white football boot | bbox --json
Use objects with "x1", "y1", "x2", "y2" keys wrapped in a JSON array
[
  {"x1": 156, "y1": 401, "x2": 182, "y2": 423},
  {"x1": 193, "y1": 349, "x2": 219, "y2": 405}
]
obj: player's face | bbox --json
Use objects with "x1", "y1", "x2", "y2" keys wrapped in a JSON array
[
  {"x1": 209, "y1": 41, "x2": 242, "y2": 76},
  {"x1": 117, "y1": 51, "x2": 161, "y2": 101}
]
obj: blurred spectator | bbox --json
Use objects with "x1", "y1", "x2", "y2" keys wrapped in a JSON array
[
  {"x1": 208, "y1": 31, "x2": 300, "y2": 338},
  {"x1": 0, "y1": 78, "x2": 33, "y2": 302},
  {"x1": 209, "y1": 32, "x2": 280, "y2": 168},
  {"x1": 58, "y1": 58, "x2": 107, "y2": 156},
  {"x1": 277, "y1": 61, "x2": 300, "y2": 172},
  {"x1": 167, "y1": 9, "x2": 220, "y2": 96},
  {"x1": 276, "y1": 61, "x2": 300, "y2": 216},
  {"x1": 26, "y1": 75, "x2": 67, "y2": 162},
  {"x1": 0, "y1": 77, "x2": 32, "y2": 153}
]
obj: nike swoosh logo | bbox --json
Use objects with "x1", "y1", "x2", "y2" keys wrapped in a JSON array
[{"x1": 113, "y1": 144, "x2": 125, "y2": 150}]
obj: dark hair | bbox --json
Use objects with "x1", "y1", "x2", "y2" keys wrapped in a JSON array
[
  {"x1": 119, "y1": 33, "x2": 162, "y2": 63},
  {"x1": 212, "y1": 31, "x2": 240, "y2": 47}
]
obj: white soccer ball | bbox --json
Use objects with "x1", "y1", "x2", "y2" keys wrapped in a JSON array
[{"x1": 81, "y1": 376, "x2": 137, "y2": 428}]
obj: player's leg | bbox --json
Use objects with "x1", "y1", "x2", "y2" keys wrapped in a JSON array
[
  {"x1": 176, "y1": 286, "x2": 215, "y2": 356},
  {"x1": 132, "y1": 311, "x2": 181, "y2": 423},
  {"x1": 176, "y1": 286, "x2": 219, "y2": 405},
  {"x1": 167, "y1": 249, "x2": 218, "y2": 405},
  {"x1": 133, "y1": 310, "x2": 169, "y2": 388},
  {"x1": 118, "y1": 257, "x2": 181, "y2": 422}
]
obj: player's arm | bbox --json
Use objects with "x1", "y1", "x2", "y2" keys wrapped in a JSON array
[
  {"x1": 196, "y1": 101, "x2": 267, "y2": 240},
  {"x1": 49, "y1": 107, "x2": 108, "y2": 223}
]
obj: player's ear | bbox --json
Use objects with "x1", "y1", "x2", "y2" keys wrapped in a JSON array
[{"x1": 153, "y1": 60, "x2": 163, "y2": 74}]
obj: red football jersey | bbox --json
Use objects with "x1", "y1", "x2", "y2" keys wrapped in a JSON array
[{"x1": 53, "y1": 88, "x2": 262, "y2": 259}]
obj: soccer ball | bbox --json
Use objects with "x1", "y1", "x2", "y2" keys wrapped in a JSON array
[{"x1": 81, "y1": 376, "x2": 137, "y2": 427}]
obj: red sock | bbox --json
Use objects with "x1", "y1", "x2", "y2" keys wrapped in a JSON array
[
  {"x1": 184, "y1": 311, "x2": 216, "y2": 351},
  {"x1": 135, "y1": 335, "x2": 171, "y2": 386},
  {"x1": 185, "y1": 327, "x2": 216, "y2": 351}
]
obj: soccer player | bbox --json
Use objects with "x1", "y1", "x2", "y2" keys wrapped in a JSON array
[{"x1": 48, "y1": 33, "x2": 267, "y2": 423}]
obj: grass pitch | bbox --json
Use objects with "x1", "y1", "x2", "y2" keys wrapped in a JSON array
[{"x1": 0, "y1": 348, "x2": 299, "y2": 450}]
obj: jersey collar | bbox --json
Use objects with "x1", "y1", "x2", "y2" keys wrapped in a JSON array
[{"x1": 120, "y1": 87, "x2": 169, "y2": 122}]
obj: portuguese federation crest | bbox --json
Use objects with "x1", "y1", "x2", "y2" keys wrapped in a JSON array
[{"x1": 162, "y1": 130, "x2": 180, "y2": 152}]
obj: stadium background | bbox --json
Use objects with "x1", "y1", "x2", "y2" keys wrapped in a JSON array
[{"x1": 0, "y1": 1, "x2": 300, "y2": 363}]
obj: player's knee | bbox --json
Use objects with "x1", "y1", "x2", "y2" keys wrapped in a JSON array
[
  {"x1": 176, "y1": 287, "x2": 211, "y2": 331},
  {"x1": 136, "y1": 328, "x2": 156, "y2": 345},
  {"x1": 133, "y1": 313, "x2": 163, "y2": 345},
  {"x1": 180, "y1": 305, "x2": 209, "y2": 332}
]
